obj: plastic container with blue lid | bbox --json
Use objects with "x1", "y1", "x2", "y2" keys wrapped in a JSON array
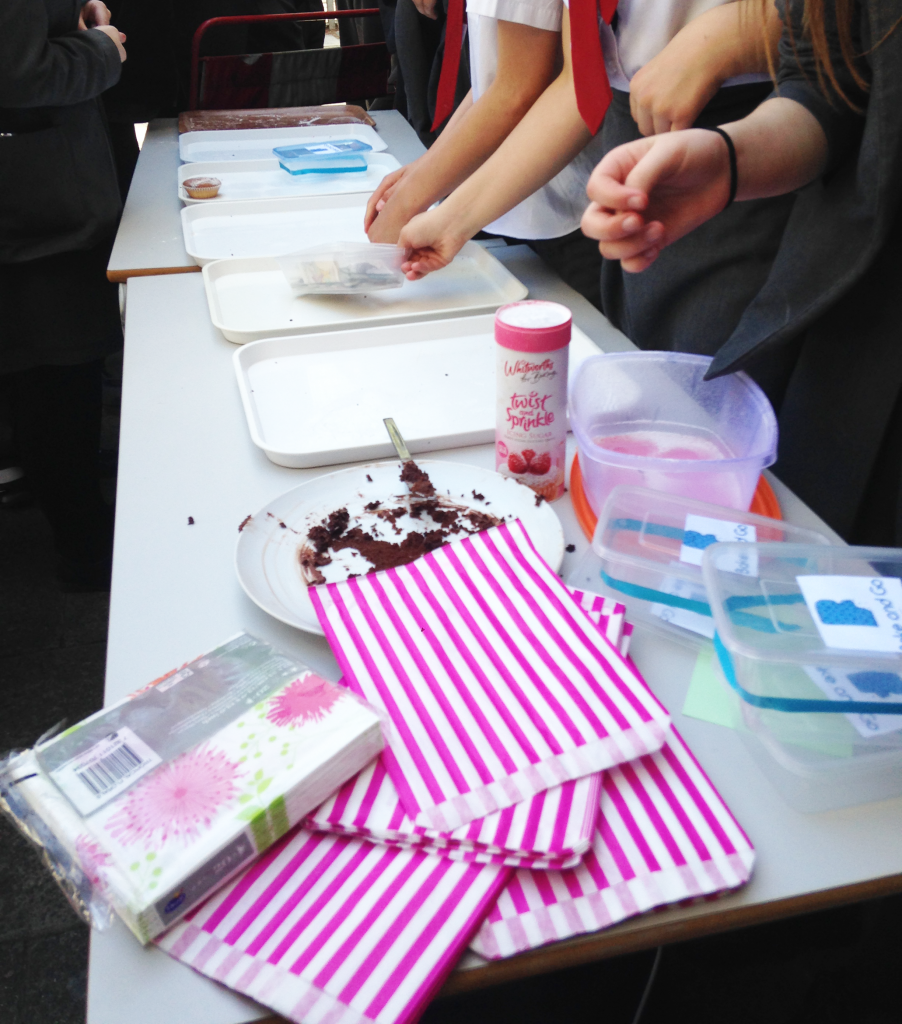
[
  {"x1": 703, "y1": 542, "x2": 902, "y2": 810},
  {"x1": 567, "y1": 486, "x2": 830, "y2": 647},
  {"x1": 274, "y1": 139, "x2": 372, "y2": 175}
]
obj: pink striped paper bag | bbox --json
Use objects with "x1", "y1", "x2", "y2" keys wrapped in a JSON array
[
  {"x1": 157, "y1": 827, "x2": 509, "y2": 1024},
  {"x1": 306, "y1": 599, "x2": 629, "y2": 870},
  {"x1": 570, "y1": 589, "x2": 626, "y2": 647},
  {"x1": 310, "y1": 520, "x2": 670, "y2": 831},
  {"x1": 471, "y1": 726, "x2": 755, "y2": 959},
  {"x1": 306, "y1": 758, "x2": 600, "y2": 870}
]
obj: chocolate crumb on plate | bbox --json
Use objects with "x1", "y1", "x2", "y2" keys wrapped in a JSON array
[
  {"x1": 565, "y1": 543, "x2": 576, "y2": 553},
  {"x1": 400, "y1": 460, "x2": 436, "y2": 497},
  {"x1": 188, "y1": 516, "x2": 195, "y2": 525},
  {"x1": 238, "y1": 514, "x2": 252, "y2": 532},
  {"x1": 297, "y1": 463, "x2": 501, "y2": 587},
  {"x1": 471, "y1": 490, "x2": 485, "y2": 501},
  {"x1": 366, "y1": 474, "x2": 373, "y2": 482}
]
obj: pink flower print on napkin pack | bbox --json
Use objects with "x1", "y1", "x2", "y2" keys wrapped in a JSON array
[
  {"x1": 1, "y1": 634, "x2": 384, "y2": 943},
  {"x1": 471, "y1": 725, "x2": 755, "y2": 959},
  {"x1": 157, "y1": 827, "x2": 509, "y2": 1024},
  {"x1": 310, "y1": 519, "x2": 670, "y2": 832},
  {"x1": 306, "y1": 598, "x2": 632, "y2": 870}
]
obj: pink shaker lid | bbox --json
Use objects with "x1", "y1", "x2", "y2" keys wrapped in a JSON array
[{"x1": 495, "y1": 300, "x2": 572, "y2": 352}]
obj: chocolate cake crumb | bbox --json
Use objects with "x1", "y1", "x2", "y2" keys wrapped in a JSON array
[
  {"x1": 535, "y1": 494, "x2": 545, "y2": 506},
  {"x1": 238, "y1": 514, "x2": 252, "y2": 532},
  {"x1": 188, "y1": 516, "x2": 195, "y2": 525},
  {"x1": 471, "y1": 490, "x2": 485, "y2": 501},
  {"x1": 364, "y1": 500, "x2": 381, "y2": 511},
  {"x1": 566, "y1": 543, "x2": 576, "y2": 553},
  {"x1": 400, "y1": 460, "x2": 436, "y2": 497},
  {"x1": 366, "y1": 474, "x2": 373, "y2": 482}
]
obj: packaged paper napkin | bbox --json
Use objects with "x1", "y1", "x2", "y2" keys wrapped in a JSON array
[
  {"x1": 0, "y1": 634, "x2": 383, "y2": 944},
  {"x1": 277, "y1": 242, "x2": 405, "y2": 295}
]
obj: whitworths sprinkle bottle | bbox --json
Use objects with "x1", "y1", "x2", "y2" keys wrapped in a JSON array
[{"x1": 495, "y1": 300, "x2": 571, "y2": 501}]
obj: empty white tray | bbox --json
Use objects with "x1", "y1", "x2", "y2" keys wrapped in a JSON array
[
  {"x1": 179, "y1": 124, "x2": 387, "y2": 162},
  {"x1": 203, "y1": 242, "x2": 528, "y2": 344},
  {"x1": 179, "y1": 154, "x2": 402, "y2": 204},
  {"x1": 182, "y1": 193, "x2": 372, "y2": 265},
  {"x1": 233, "y1": 315, "x2": 602, "y2": 467}
]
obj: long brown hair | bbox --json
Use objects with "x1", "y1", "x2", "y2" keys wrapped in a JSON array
[
  {"x1": 802, "y1": 0, "x2": 868, "y2": 106},
  {"x1": 775, "y1": 0, "x2": 902, "y2": 108}
]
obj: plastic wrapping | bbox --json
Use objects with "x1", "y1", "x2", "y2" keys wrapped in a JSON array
[
  {"x1": 278, "y1": 242, "x2": 405, "y2": 295},
  {"x1": 0, "y1": 634, "x2": 384, "y2": 941}
]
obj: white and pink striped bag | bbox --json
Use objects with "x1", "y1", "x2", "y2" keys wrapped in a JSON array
[
  {"x1": 305, "y1": 592, "x2": 630, "y2": 870},
  {"x1": 471, "y1": 725, "x2": 755, "y2": 959},
  {"x1": 310, "y1": 520, "x2": 670, "y2": 832},
  {"x1": 157, "y1": 828, "x2": 509, "y2": 1024},
  {"x1": 306, "y1": 758, "x2": 600, "y2": 870}
]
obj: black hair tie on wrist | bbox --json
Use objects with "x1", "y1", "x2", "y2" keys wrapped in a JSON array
[{"x1": 704, "y1": 126, "x2": 738, "y2": 209}]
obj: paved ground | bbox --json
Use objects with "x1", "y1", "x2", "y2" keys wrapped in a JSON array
[{"x1": 1, "y1": 362, "x2": 900, "y2": 1024}]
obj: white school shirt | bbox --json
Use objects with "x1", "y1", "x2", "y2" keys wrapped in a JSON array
[
  {"x1": 466, "y1": 0, "x2": 608, "y2": 240},
  {"x1": 593, "y1": 0, "x2": 771, "y2": 91}
]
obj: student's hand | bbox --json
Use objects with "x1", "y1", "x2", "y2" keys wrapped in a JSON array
[
  {"x1": 581, "y1": 129, "x2": 731, "y2": 272},
  {"x1": 364, "y1": 166, "x2": 411, "y2": 233},
  {"x1": 92, "y1": 23, "x2": 128, "y2": 60},
  {"x1": 629, "y1": 44, "x2": 726, "y2": 135},
  {"x1": 412, "y1": 0, "x2": 439, "y2": 19},
  {"x1": 398, "y1": 207, "x2": 470, "y2": 279},
  {"x1": 78, "y1": 1, "x2": 111, "y2": 28}
]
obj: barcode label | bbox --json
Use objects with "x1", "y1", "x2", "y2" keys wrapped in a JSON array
[{"x1": 51, "y1": 727, "x2": 162, "y2": 815}]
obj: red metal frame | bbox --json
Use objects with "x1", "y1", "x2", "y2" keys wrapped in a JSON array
[{"x1": 190, "y1": 10, "x2": 382, "y2": 111}]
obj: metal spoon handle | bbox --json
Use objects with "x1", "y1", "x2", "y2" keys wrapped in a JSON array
[{"x1": 383, "y1": 417, "x2": 411, "y2": 462}]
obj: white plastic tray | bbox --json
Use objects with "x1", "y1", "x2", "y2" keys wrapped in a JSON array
[
  {"x1": 233, "y1": 315, "x2": 602, "y2": 467},
  {"x1": 179, "y1": 125, "x2": 387, "y2": 162},
  {"x1": 203, "y1": 241, "x2": 529, "y2": 344},
  {"x1": 181, "y1": 193, "x2": 371, "y2": 265},
  {"x1": 178, "y1": 154, "x2": 402, "y2": 204}
]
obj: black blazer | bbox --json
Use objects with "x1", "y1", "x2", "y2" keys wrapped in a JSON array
[
  {"x1": 708, "y1": 0, "x2": 902, "y2": 540},
  {"x1": 0, "y1": 0, "x2": 123, "y2": 262}
]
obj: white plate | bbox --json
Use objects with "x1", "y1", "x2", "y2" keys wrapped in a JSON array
[
  {"x1": 178, "y1": 154, "x2": 402, "y2": 204},
  {"x1": 203, "y1": 241, "x2": 528, "y2": 343},
  {"x1": 235, "y1": 461, "x2": 565, "y2": 634},
  {"x1": 179, "y1": 125, "x2": 387, "y2": 162},
  {"x1": 234, "y1": 317, "x2": 603, "y2": 467},
  {"x1": 181, "y1": 193, "x2": 371, "y2": 265}
]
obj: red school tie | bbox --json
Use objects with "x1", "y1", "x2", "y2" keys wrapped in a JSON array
[
  {"x1": 570, "y1": 0, "x2": 618, "y2": 134},
  {"x1": 431, "y1": 0, "x2": 467, "y2": 132}
]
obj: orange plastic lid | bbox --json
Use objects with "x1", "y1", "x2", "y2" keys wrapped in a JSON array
[{"x1": 569, "y1": 453, "x2": 782, "y2": 543}]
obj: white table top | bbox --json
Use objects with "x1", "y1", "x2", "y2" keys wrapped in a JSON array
[
  {"x1": 106, "y1": 113, "x2": 427, "y2": 283},
  {"x1": 87, "y1": 250, "x2": 902, "y2": 1024}
]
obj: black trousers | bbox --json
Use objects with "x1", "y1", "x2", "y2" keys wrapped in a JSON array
[{"x1": 3, "y1": 359, "x2": 111, "y2": 564}]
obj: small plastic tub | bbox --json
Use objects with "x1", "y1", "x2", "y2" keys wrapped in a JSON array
[
  {"x1": 274, "y1": 140, "x2": 371, "y2": 175},
  {"x1": 568, "y1": 352, "x2": 778, "y2": 515},
  {"x1": 567, "y1": 486, "x2": 830, "y2": 646},
  {"x1": 703, "y1": 542, "x2": 902, "y2": 811}
]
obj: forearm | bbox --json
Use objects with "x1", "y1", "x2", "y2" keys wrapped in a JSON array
[
  {"x1": 692, "y1": 0, "x2": 782, "y2": 80},
  {"x1": 0, "y1": 2, "x2": 121, "y2": 107},
  {"x1": 433, "y1": 69, "x2": 590, "y2": 237},
  {"x1": 726, "y1": 96, "x2": 829, "y2": 199}
]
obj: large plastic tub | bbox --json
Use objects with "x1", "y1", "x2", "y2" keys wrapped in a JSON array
[
  {"x1": 567, "y1": 486, "x2": 831, "y2": 646},
  {"x1": 568, "y1": 352, "x2": 777, "y2": 515},
  {"x1": 703, "y1": 542, "x2": 902, "y2": 811}
]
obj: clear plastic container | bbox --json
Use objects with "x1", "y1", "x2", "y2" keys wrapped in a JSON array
[
  {"x1": 703, "y1": 542, "x2": 902, "y2": 811},
  {"x1": 568, "y1": 352, "x2": 778, "y2": 516},
  {"x1": 274, "y1": 140, "x2": 371, "y2": 175},
  {"x1": 567, "y1": 486, "x2": 831, "y2": 646},
  {"x1": 277, "y1": 242, "x2": 405, "y2": 295}
]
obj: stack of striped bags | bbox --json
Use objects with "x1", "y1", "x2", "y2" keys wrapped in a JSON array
[{"x1": 157, "y1": 521, "x2": 754, "y2": 1024}]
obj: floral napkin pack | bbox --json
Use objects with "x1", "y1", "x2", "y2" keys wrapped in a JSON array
[{"x1": 0, "y1": 634, "x2": 383, "y2": 943}]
